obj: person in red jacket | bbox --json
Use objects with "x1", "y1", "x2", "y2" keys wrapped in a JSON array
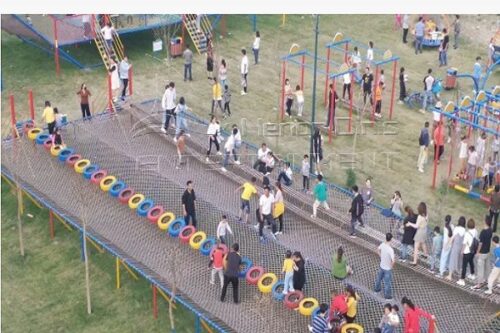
[{"x1": 401, "y1": 297, "x2": 436, "y2": 333}]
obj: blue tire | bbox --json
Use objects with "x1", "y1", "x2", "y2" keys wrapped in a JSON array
[
  {"x1": 199, "y1": 237, "x2": 216, "y2": 256},
  {"x1": 168, "y1": 218, "x2": 186, "y2": 237},
  {"x1": 311, "y1": 305, "x2": 328, "y2": 323},
  {"x1": 83, "y1": 164, "x2": 100, "y2": 180},
  {"x1": 238, "y1": 257, "x2": 253, "y2": 278},
  {"x1": 35, "y1": 133, "x2": 50, "y2": 145},
  {"x1": 58, "y1": 148, "x2": 75, "y2": 162},
  {"x1": 137, "y1": 199, "x2": 154, "y2": 217},
  {"x1": 109, "y1": 181, "x2": 126, "y2": 197},
  {"x1": 272, "y1": 281, "x2": 285, "y2": 301}
]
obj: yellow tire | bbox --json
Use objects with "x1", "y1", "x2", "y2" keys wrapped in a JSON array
[
  {"x1": 28, "y1": 128, "x2": 42, "y2": 141},
  {"x1": 257, "y1": 273, "x2": 278, "y2": 294},
  {"x1": 50, "y1": 145, "x2": 63, "y2": 157},
  {"x1": 298, "y1": 298, "x2": 319, "y2": 316},
  {"x1": 341, "y1": 323, "x2": 364, "y2": 333},
  {"x1": 128, "y1": 194, "x2": 145, "y2": 209},
  {"x1": 189, "y1": 231, "x2": 207, "y2": 250},
  {"x1": 100, "y1": 176, "x2": 117, "y2": 192},
  {"x1": 74, "y1": 159, "x2": 91, "y2": 173},
  {"x1": 158, "y1": 212, "x2": 175, "y2": 230},
  {"x1": 454, "y1": 185, "x2": 468, "y2": 194}
]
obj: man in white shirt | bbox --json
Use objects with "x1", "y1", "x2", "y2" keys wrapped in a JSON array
[
  {"x1": 402, "y1": 14, "x2": 409, "y2": 43},
  {"x1": 342, "y1": 72, "x2": 352, "y2": 100},
  {"x1": 421, "y1": 68, "x2": 434, "y2": 113},
  {"x1": 101, "y1": 22, "x2": 116, "y2": 50},
  {"x1": 161, "y1": 82, "x2": 176, "y2": 133},
  {"x1": 252, "y1": 31, "x2": 261, "y2": 65},
  {"x1": 253, "y1": 143, "x2": 270, "y2": 173},
  {"x1": 119, "y1": 56, "x2": 131, "y2": 101},
  {"x1": 374, "y1": 233, "x2": 395, "y2": 300},
  {"x1": 240, "y1": 49, "x2": 249, "y2": 95},
  {"x1": 256, "y1": 186, "x2": 276, "y2": 242},
  {"x1": 221, "y1": 128, "x2": 239, "y2": 172}
]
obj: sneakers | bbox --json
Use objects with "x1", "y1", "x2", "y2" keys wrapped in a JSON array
[
  {"x1": 216, "y1": 151, "x2": 222, "y2": 156},
  {"x1": 161, "y1": 127, "x2": 167, "y2": 133},
  {"x1": 235, "y1": 160, "x2": 241, "y2": 165},
  {"x1": 185, "y1": 133, "x2": 191, "y2": 138},
  {"x1": 221, "y1": 167, "x2": 227, "y2": 172},
  {"x1": 484, "y1": 289, "x2": 493, "y2": 295},
  {"x1": 210, "y1": 281, "x2": 215, "y2": 285},
  {"x1": 349, "y1": 233, "x2": 357, "y2": 238},
  {"x1": 419, "y1": 109, "x2": 426, "y2": 114},
  {"x1": 397, "y1": 100, "x2": 404, "y2": 105},
  {"x1": 310, "y1": 215, "x2": 316, "y2": 219},
  {"x1": 398, "y1": 258, "x2": 407, "y2": 263},
  {"x1": 273, "y1": 232, "x2": 279, "y2": 236},
  {"x1": 205, "y1": 157, "x2": 210, "y2": 163},
  {"x1": 240, "y1": 91, "x2": 247, "y2": 95},
  {"x1": 418, "y1": 168, "x2": 424, "y2": 173},
  {"x1": 253, "y1": 224, "x2": 259, "y2": 231},
  {"x1": 259, "y1": 236, "x2": 265, "y2": 242},
  {"x1": 467, "y1": 274, "x2": 476, "y2": 280},
  {"x1": 471, "y1": 284, "x2": 482, "y2": 290},
  {"x1": 456, "y1": 279, "x2": 465, "y2": 286}
]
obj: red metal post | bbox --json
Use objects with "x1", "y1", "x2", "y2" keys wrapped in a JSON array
[
  {"x1": 344, "y1": 42, "x2": 349, "y2": 63},
  {"x1": 52, "y1": 17, "x2": 60, "y2": 77},
  {"x1": 104, "y1": 14, "x2": 109, "y2": 25},
  {"x1": 447, "y1": 119, "x2": 457, "y2": 178},
  {"x1": 152, "y1": 285, "x2": 158, "y2": 319},
  {"x1": 221, "y1": 15, "x2": 226, "y2": 37},
  {"x1": 300, "y1": 54, "x2": 305, "y2": 91},
  {"x1": 371, "y1": 66, "x2": 379, "y2": 127},
  {"x1": 324, "y1": 47, "x2": 331, "y2": 106},
  {"x1": 128, "y1": 66, "x2": 133, "y2": 96},
  {"x1": 389, "y1": 60, "x2": 397, "y2": 120},
  {"x1": 348, "y1": 73, "x2": 354, "y2": 133},
  {"x1": 28, "y1": 90, "x2": 35, "y2": 122},
  {"x1": 328, "y1": 78, "x2": 336, "y2": 143},
  {"x1": 10, "y1": 94, "x2": 17, "y2": 138},
  {"x1": 49, "y1": 210, "x2": 55, "y2": 240},
  {"x1": 107, "y1": 73, "x2": 113, "y2": 113},
  {"x1": 91, "y1": 15, "x2": 96, "y2": 38},
  {"x1": 280, "y1": 61, "x2": 286, "y2": 120},
  {"x1": 181, "y1": 15, "x2": 186, "y2": 47}
]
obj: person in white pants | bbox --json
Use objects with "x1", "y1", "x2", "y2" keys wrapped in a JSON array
[{"x1": 485, "y1": 235, "x2": 500, "y2": 294}]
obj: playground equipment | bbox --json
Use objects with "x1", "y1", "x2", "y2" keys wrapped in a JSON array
[
  {"x1": 325, "y1": 33, "x2": 400, "y2": 124},
  {"x1": 182, "y1": 14, "x2": 213, "y2": 55}
]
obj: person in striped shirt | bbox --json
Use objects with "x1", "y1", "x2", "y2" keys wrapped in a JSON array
[{"x1": 308, "y1": 303, "x2": 330, "y2": 333}]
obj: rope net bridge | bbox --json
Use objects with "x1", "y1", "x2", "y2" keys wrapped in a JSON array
[{"x1": 1, "y1": 104, "x2": 499, "y2": 333}]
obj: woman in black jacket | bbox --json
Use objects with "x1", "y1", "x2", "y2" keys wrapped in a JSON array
[
  {"x1": 400, "y1": 206, "x2": 417, "y2": 262},
  {"x1": 292, "y1": 251, "x2": 306, "y2": 291}
]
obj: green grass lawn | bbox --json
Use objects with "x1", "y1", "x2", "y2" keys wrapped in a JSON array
[{"x1": 1, "y1": 180, "x2": 201, "y2": 333}]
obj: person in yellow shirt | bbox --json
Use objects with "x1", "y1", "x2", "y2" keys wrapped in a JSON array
[
  {"x1": 235, "y1": 176, "x2": 257, "y2": 223},
  {"x1": 211, "y1": 78, "x2": 223, "y2": 115},
  {"x1": 345, "y1": 285, "x2": 360, "y2": 323},
  {"x1": 374, "y1": 81, "x2": 383, "y2": 119},
  {"x1": 282, "y1": 250, "x2": 295, "y2": 294},
  {"x1": 42, "y1": 101, "x2": 56, "y2": 134}
]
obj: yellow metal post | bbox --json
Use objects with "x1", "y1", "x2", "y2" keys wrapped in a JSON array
[
  {"x1": 282, "y1": 14, "x2": 286, "y2": 26},
  {"x1": 116, "y1": 257, "x2": 121, "y2": 289}
]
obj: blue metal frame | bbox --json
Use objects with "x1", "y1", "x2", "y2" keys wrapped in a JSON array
[
  {"x1": 325, "y1": 37, "x2": 400, "y2": 66},
  {"x1": 428, "y1": 106, "x2": 499, "y2": 136}
]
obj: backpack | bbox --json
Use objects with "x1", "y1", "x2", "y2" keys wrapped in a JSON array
[
  {"x1": 468, "y1": 231, "x2": 479, "y2": 254},
  {"x1": 432, "y1": 80, "x2": 442, "y2": 94}
]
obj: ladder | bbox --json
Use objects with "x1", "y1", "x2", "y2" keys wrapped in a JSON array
[
  {"x1": 182, "y1": 14, "x2": 213, "y2": 55},
  {"x1": 92, "y1": 14, "x2": 125, "y2": 70}
]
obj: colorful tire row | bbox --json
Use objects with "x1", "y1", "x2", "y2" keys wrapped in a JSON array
[
  {"x1": 29, "y1": 127, "x2": 323, "y2": 320},
  {"x1": 448, "y1": 181, "x2": 491, "y2": 205}
]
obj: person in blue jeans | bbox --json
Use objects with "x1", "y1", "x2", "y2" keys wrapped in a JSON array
[
  {"x1": 429, "y1": 226, "x2": 443, "y2": 273},
  {"x1": 277, "y1": 162, "x2": 293, "y2": 186},
  {"x1": 374, "y1": 233, "x2": 395, "y2": 300},
  {"x1": 414, "y1": 16, "x2": 425, "y2": 54},
  {"x1": 174, "y1": 97, "x2": 189, "y2": 141}
]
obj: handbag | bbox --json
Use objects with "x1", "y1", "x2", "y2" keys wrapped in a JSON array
[{"x1": 273, "y1": 202, "x2": 285, "y2": 218}]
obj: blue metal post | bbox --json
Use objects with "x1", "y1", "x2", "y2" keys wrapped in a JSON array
[
  {"x1": 252, "y1": 15, "x2": 257, "y2": 32},
  {"x1": 194, "y1": 314, "x2": 201, "y2": 333},
  {"x1": 80, "y1": 232, "x2": 85, "y2": 261}
]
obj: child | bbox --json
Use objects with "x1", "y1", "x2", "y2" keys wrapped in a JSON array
[
  {"x1": 345, "y1": 286, "x2": 360, "y2": 323},
  {"x1": 54, "y1": 107, "x2": 64, "y2": 128},
  {"x1": 282, "y1": 250, "x2": 295, "y2": 294},
  {"x1": 209, "y1": 241, "x2": 225, "y2": 288},
  {"x1": 223, "y1": 85, "x2": 231, "y2": 117},
  {"x1": 216, "y1": 215, "x2": 233, "y2": 244},
  {"x1": 429, "y1": 226, "x2": 443, "y2": 273},
  {"x1": 51, "y1": 127, "x2": 63, "y2": 147},
  {"x1": 389, "y1": 305, "x2": 400, "y2": 329},
  {"x1": 329, "y1": 291, "x2": 348, "y2": 330},
  {"x1": 295, "y1": 85, "x2": 304, "y2": 117},
  {"x1": 374, "y1": 81, "x2": 383, "y2": 119},
  {"x1": 301, "y1": 155, "x2": 310, "y2": 192}
]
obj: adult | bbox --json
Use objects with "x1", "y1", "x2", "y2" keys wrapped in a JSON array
[
  {"x1": 77, "y1": 84, "x2": 92, "y2": 120},
  {"x1": 236, "y1": 177, "x2": 257, "y2": 224},
  {"x1": 240, "y1": 48, "x2": 248, "y2": 95},
  {"x1": 206, "y1": 116, "x2": 221, "y2": 161},
  {"x1": 472, "y1": 216, "x2": 493, "y2": 289},
  {"x1": 312, "y1": 127, "x2": 323, "y2": 176},
  {"x1": 401, "y1": 297, "x2": 435, "y2": 333},
  {"x1": 216, "y1": 215, "x2": 233, "y2": 245},
  {"x1": 332, "y1": 246, "x2": 351, "y2": 280},
  {"x1": 161, "y1": 82, "x2": 176, "y2": 133},
  {"x1": 437, "y1": 215, "x2": 454, "y2": 278},
  {"x1": 417, "y1": 121, "x2": 430, "y2": 173},
  {"x1": 391, "y1": 191, "x2": 403, "y2": 218},
  {"x1": 109, "y1": 58, "x2": 120, "y2": 102},
  {"x1": 174, "y1": 97, "x2": 189, "y2": 141},
  {"x1": 252, "y1": 31, "x2": 260, "y2": 65},
  {"x1": 489, "y1": 185, "x2": 500, "y2": 233},
  {"x1": 366, "y1": 41, "x2": 374, "y2": 67},
  {"x1": 210, "y1": 242, "x2": 225, "y2": 288},
  {"x1": 374, "y1": 233, "x2": 395, "y2": 300},
  {"x1": 176, "y1": 130, "x2": 186, "y2": 168},
  {"x1": 398, "y1": 67, "x2": 407, "y2": 104},
  {"x1": 42, "y1": 101, "x2": 56, "y2": 135},
  {"x1": 211, "y1": 78, "x2": 223, "y2": 115},
  {"x1": 325, "y1": 83, "x2": 339, "y2": 130},
  {"x1": 295, "y1": 85, "x2": 305, "y2": 117},
  {"x1": 220, "y1": 243, "x2": 242, "y2": 303},
  {"x1": 362, "y1": 66, "x2": 374, "y2": 106},
  {"x1": 183, "y1": 44, "x2": 193, "y2": 81},
  {"x1": 285, "y1": 79, "x2": 294, "y2": 117},
  {"x1": 258, "y1": 186, "x2": 276, "y2": 241},
  {"x1": 292, "y1": 251, "x2": 306, "y2": 291},
  {"x1": 206, "y1": 51, "x2": 214, "y2": 80},
  {"x1": 475, "y1": 131, "x2": 486, "y2": 166},
  {"x1": 277, "y1": 162, "x2": 293, "y2": 186},
  {"x1": 410, "y1": 202, "x2": 429, "y2": 265},
  {"x1": 433, "y1": 121, "x2": 445, "y2": 163},
  {"x1": 100, "y1": 21, "x2": 116, "y2": 50},
  {"x1": 421, "y1": 68, "x2": 434, "y2": 112},
  {"x1": 414, "y1": 16, "x2": 425, "y2": 54},
  {"x1": 342, "y1": 72, "x2": 352, "y2": 100},
  {"x1": 221, "y1": 128, "x2": 237, "y2": 172},
  {"x1": 457, "y1": 218, "x2": 478, "y2": 286},
  {"x1": 473, "y1": 56, "x2": 483, "y2": 85},
  {"x1": 119, "y1": 55, "x2": 131, "y2": 101},
  {"x1": 488, "y1": 38, "x2": 496, "y2": 67},
  {"x1": 453, "y1": 15, "x2": 461, "y2": 49},
  {"x1": 438, "y1": 29, "x2": 449, "y2": 67},
  {"x1": 379, "y1": 303, "x2": 399, "y2": 333},
  {"x1": 485, "y1": 235, "x2": 500, "y2": 295},
  {"x1": 308, "y1": 303, "x2": 329, "y2": 333},
  {"x1": 311, "y1": 174, "x2": 330, "y2": 218},
  {"x1": 402, "y1": 14, "x2": 409, "y2": 44},
  {"x1": 349, "y1": 185, "x2": 365, "y2": 237},
  {"x1": 467, "y1": 146, "x2": 478, "y2": 189},
  {"x1": 253, "y1": 143, "x2": 270, "y2": 173},
  {"x1": 447, "y1": 216, "x2": 466, "y2": 280},
  {"x1": 361, "y1": 178, "x2": 374, "y2": 207},
  {"x1": 232, "y1": 124, "x2": 241, "y2": 162},
  {"x1": 400, "y1": 206, "x2": 417, "y2": 262},
  {"x1": 182, "y1": 180, "x2": 197, "y2": 227},
  {"x1": 345, "y1": 285, "x2": 360, "y2": 324},
  {"x1": 218, "y1": 59, "x2": 227, "y2": 88},
  {"x1": 273, "y1": 182, "x2": 285, "y2": 235}
]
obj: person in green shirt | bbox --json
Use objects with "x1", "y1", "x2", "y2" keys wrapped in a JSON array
[
  {"x1": 311, "y1": 175, "x2": 330, "y2": 218},
  {"x1": 332, "y1": 246, "x2": 352, "y2": 280}
]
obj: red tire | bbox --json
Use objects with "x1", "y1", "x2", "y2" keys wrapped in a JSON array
[
  {"x1": 66, "y1": 154, "x2": 82, "y2": 167},
  {"x1": 118, "y1": 188, "x2": 135, "y2": 204},
  {"x1": 147, "y1": 205, "x2": 164, "y2": 224},
  {"x1": 209, "y1": 243, "x2": 228, "y2": 257},
  {"x1": 284, "y1": 291, "x2": 304, "y2": 310},
  {"x1": 246, "y1": 266, "x2": 265, "y2": 285},
  {"x1": 179, "y1": 225, "x2": 196, "y2": 244},
  {"x1": 43, "y1": 139, "x2": 52, "y2": 150},
  {"x1": 90, "y1": 170, "x2": 108, "y2": 185}
]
